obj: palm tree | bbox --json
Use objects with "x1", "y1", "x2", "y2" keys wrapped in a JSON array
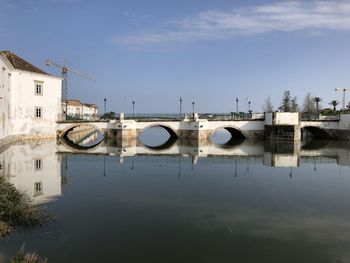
[
  {"x1": 329, "y1": 100, "x2": 339, "y2": 111},
  {"x1": 313, "y1": 97, "x2": 322, "y2": 112}
]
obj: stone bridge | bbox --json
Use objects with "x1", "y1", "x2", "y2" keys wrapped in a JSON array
[
  {"x1": 57, "y1": 114, "x2": 265, "y2": 143},
  {"x1": 57, "y1": 112, "x2": 350, "y2": 143}
]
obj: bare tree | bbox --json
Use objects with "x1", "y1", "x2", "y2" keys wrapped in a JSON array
[
  {"x1": 262, "y1": 96, "x2": 274, "y2": 112},
  {"x1": 302, "y1": 92, "x2": 315, "y2": 112}
]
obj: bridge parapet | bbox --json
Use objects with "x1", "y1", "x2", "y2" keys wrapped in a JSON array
[{"x1": 115, "y1": 118, "x2": 212, "y2": 141}]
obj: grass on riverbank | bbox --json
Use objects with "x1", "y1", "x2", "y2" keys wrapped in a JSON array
[
  {"x1": 9, "y1": 244, "x2": 48, "y2": 263},
  {"x1": 0, "y1": 177, "x2": 42, "y2": 237}
]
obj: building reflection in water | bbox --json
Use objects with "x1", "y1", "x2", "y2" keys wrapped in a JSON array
[{"x1": 0, "y1": 140, "x2": 62, "y2": 205}]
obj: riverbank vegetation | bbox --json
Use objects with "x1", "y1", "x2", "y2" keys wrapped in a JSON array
[
  {"x1": 0, "y1": 177, "x2": 42, "y2": 237},
  {"x1": 9, "y1": 244, "x2": 48, "y2": 263},
  {"x1": 264, "y1": 90, "x2": 346, "y2": 114}
]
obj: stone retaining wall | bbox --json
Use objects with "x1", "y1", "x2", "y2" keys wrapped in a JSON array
[{"x1": 264, "y1": 125, "x2": 301, "y2": 141}]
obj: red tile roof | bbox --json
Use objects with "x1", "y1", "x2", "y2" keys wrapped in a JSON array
[
  {"x1": 0, "y1": 50, "x2": 49, "y2": 75},
  {"x1": 66, "y1": 100, "x2": 83, "y2": 107},
  {"x1": 67, "y1": 100, "x2": 98, "y2": 109}
]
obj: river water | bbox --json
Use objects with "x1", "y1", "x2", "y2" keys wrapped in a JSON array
[{"x1": 1, "y1": 128, "x2": 350, "y2": 262}]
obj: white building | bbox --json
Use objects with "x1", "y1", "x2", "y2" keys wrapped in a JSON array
[
  {"x1": 66, "y1": 99, "x2": 98, "y2": 120},
  {"x1": 0, "y1": 51, "x2": 62, "y2": 142}
]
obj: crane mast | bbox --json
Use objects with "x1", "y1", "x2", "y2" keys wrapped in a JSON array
[
  {"x1": 335, "y1": 88, "x2": 350, "y2": 110},
  {"x1": 46, "y1": 59, "x2": 95, "y2": 119}
]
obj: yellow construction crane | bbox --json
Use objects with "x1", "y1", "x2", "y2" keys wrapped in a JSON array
[{"x1": 46, "y1": 59, "x2": 95, "y2": 118}]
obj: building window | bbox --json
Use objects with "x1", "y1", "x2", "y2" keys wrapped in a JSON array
[
  {"x1": 1, "y1": 67, "x2": 5, "y2": 88},
  {"x1": 34, "y1": 182, "x2": 43, "y2": 196},
  {"x1": 8, "y1": 73, "x2": 11, "y2": 91},
  {"x1": 35, "y1": 81, "x2": 43, "y2": 95},
  {"x1": 34, "y1": 159, "x2": 42, "y2": 170},
  {"x1": 35, "y1": 107, "x2": 43, "y2": 118}
]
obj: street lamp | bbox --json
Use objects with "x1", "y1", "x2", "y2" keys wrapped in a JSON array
[
  {"x1": 192, "y1": 101, "x2": 195, "y2": 114},
  {"x1": 179, "y1": 97, "x2": 182, "y2": 118},
  {"x1": 248, "y1": 101, "x2": 251, "y2": 112},
  {"x1": 104, "y1": 98, "x2": 107, "y2": 115},
  {"x1": 236, "y1": 97, "x2": 239, "y2": 113},
  {"x1": 132, "y1": 100, "x2": 135, "y2": 118}
]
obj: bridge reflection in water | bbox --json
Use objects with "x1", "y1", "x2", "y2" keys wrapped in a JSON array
[
  {"x1": 57, "y1": 128, "x2": 350, "y2": 168},
  {"x1": 0, "y1": 135, "x2": 349, "y2": 207},
  {"x1": 2, "y1": 131, "x2": 350, "y2": 206},
  {"x1": 3, "y1": 133, "x2": 350, "y2": 262}
]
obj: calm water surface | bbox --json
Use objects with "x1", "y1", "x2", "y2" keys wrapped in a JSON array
[{"x1": 1, "y1": 128, "x2": 350, "y2": 262}]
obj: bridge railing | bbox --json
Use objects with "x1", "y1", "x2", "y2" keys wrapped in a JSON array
[
  {"x1": 300, "y1": 112, "x2": 340, "y2": 121},
  {"x1": 199, "y1": 112, "x2": 264, "y2": 121},
  {"x1": 127, "y1": 114, "x2": 181, "y2": 120},
  {"x1": 92, "y1": 112, "x2": 266, "y2": 121}
]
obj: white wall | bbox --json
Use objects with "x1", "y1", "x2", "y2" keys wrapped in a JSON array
[
  {"x1": 339, "y1": 114, "x2": 350, "y2": 129},
  {"x1": 82, "y1": 105, "x2": 98, "y2": 120},
  {"x1": 8, "y1": 70, "x2": 62, "y2": 137},
  {"x1": 67, "y1": 104, "x2": 83, "y2": 117},
  {"x1": 274, "y1": 112, "x2": 299, "y2": 125},
  {"x1": 0, "y1": 59, "x2": 12, "y2": 139},
  {"x1": 67, "y1": 104, "x2": 97, "y2": 120}
]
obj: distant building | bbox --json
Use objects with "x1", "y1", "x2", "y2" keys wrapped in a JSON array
[
  {"x1": 66, "y1": 99, "x2": 98, "y2": 120},
  {"x1": 0, "y1": 51, "x2": 62, "y2": 142}
]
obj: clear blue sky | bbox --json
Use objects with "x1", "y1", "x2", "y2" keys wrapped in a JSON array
[{"x1": 1, "y1": 0, "x2": 350, "y2": 113}]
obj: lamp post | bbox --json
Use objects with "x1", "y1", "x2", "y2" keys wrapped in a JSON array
[
  {"x1": 132, "y1": 100, "x2": 135, "y2": 118},
  {"x1": 248, "y1": 101, "x2": 251, "y2": 112},
  {"x1": 104, "y1": 98, "x2": 107, "y2": 115},
  {"x1": 236, "y1": 97, "x2": 239, "y2": 113},
  {"x1": 179, "y1": 97, "x2": 182, "y2": 118},
  {"x1": 192, "y1": 101, "x2": 195, "y2": 114}
]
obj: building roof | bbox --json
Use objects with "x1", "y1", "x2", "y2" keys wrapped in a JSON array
[
  {"x1": 85, "y1": 103, "x2": 98, "y2": 109},
  {"x1": 66, "y1": 100, "x2": 83, "y2": 107},
  {"x1": 0, "y1": 50, "x2": 49, "y2": 75},
  {"x1": 66, "y1": 100, "x2": 98, "y2": 109}
]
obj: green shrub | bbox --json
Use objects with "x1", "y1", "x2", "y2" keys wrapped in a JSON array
[{"x1": 0, "y1": 177, "x2": 41, "y2": 237}]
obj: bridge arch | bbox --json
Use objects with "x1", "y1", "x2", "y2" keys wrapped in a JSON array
[
  {"x1": 138, "y1": 123, "x2": 178, "y2": 149},
  {"x1": 58, "y1": 123, "x2": 105, "y2": 150},
  {"x1": 301, "y1": 126, "x2": 332, "y2": 140},
  {"x1": 210, "y1": 126, "x2": 246, "y2": 147},
  {"x1": 58, "y1": 123, "x2": 105, "y2": 138},
  {"x1": 138, "y1": 123, "x2": 178, "y2": 140}
]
